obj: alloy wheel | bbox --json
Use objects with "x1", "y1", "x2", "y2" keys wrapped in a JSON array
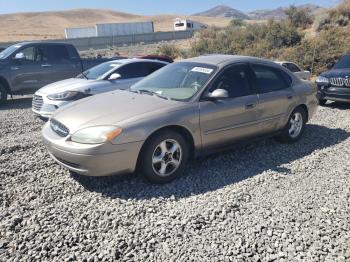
[
  {"x1": 288, "y1": 112, "x2": 303, "y2": 138},
  {"x1": 152, "y1": 139, "x2": 182, "y2": 177}
]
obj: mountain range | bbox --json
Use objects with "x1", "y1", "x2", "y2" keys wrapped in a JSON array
[{"x1": 193, "y1": 4, "x2": 324, "y2": 20}]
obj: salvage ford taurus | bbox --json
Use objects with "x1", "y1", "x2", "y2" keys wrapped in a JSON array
[{"x1": 42, "y1": 55, "x2": 318, "y2": 183}]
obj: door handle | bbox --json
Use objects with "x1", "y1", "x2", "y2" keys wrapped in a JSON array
[
  {"x1": 287, "y1": 95, "x2": 293, "y2": 100},
  {"x1": 41, "y1": 64, "x2": 52, "y2": 67},
  {"x1": 11, "y1": 66, "x2": 19, "y2": 70},
  {"x1": 245, "y1": 103, "x2": 256, "y2": 109}
]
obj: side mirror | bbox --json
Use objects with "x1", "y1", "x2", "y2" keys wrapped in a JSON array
[
  {"x1": 14, "y1": 52, "x2": 25, "y2": 60},
  {"x1": 206, "y1": 89, "x2": 229, "y2": 100},
  {"x1": 108, "y1": 73, "x2": 121, "y2": 81}
]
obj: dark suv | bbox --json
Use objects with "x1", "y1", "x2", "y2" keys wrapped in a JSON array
[{"x1": 316, "y1": 53, "x2": 350, "y2": 105}]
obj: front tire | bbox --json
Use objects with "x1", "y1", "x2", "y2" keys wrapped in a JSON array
[
  {"x1": 0, "y1": 84, "x2": 8, "y2": 106},
  {"x1": 276, "y1": 107, "x2": 307, "y2": 144},
  {"x1": 139, "y1": 130, "x2": 189, "y2": 184}
]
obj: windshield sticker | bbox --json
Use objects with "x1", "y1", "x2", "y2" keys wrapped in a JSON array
[{"x1": 191, "y1": 67, "x2": 213, "y2": 74}]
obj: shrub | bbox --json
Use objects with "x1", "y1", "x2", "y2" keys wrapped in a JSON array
[
  {"x1": 230, "y1": 19, "x2": 246, "y2": 27},
  {"x1": 313, "y1": 0, "x2": 350, "y2": 31},
  {"x1": 313, "y1": 11, "x2": 331, "y2": 31},
  {"x1": 284, "y1": 5, "x2": 314, "y2": 28},
  {"x1": 279, "y1": 27, "x2": 350, "y2": 74},
  {"x1": 156, "y1": 43, "x2": 182, "y2": 58},
  {"x1": 191, "y1": 20, "x2": 302, "y2": 56}
]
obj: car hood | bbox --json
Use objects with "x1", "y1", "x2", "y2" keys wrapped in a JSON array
[
  {"x1": 52, "y1": 90, "x2": 184, "y2": 133},
  {"x1": 321, "y1": 69, "x2": 350, "y2": 78},
  {"x1": 37, "y1": 78, "x2": 106, "y2": 94}
]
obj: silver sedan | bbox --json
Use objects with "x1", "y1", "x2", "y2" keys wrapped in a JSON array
[
  {"x1": 42, "y1": 55, "x2": 318, "y2": 183},
  {"x1": 33, "y1": 59, "x2": 168, "y2": 118}
]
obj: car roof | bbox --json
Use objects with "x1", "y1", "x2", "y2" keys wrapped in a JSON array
[
  {"x1": 181, "y1": 54, "x2": 278, "y2": 67},
  {"x1": 113, "y1": 58, "x2": 169, "y2": 65},
  {"x1": 15, "y1": 41, "x2": 71, "y2": 46},
  {"x1": 275, "y1": 61, "x2": 297, "y2": 65}
]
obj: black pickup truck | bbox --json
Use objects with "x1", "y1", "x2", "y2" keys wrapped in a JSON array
[
  {"x1": 0, "y1": 42, "x2": 116, "y2": 105},
  {"x1": 316, "y1": 53, "x2": 350, "y2": 105}
]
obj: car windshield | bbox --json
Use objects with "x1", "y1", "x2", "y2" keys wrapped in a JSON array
[
  {"x1": 130, "y1": 62, "x2": 217, "y2": 101},
  {"x1": 78, "y1": 61, "x2": 121, "y2": 80},
  {"x1": 0, "y1": 44, "x2": 22, "y2": 59},
  {"x1": 333, "y1": 54, "x2": 350, "y2": 69}
]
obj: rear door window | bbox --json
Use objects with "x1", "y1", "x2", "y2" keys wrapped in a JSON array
[
  {"x1": 251, "y1": 64, "x2": 291, "y2": 93},
  {"x1": 43, "y1": 45, "x2": 70, "y2": 63}
]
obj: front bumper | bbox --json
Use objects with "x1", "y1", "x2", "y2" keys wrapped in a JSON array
[
  {"x1": 42, "y1": 122, "x2": 144, "y2": 177},
  {"x1": 317, "y1": 85, "x2": 350, "y2": 102},
  {"x1": 32, "y1": 92, "x2": 71, "y2": 118}
]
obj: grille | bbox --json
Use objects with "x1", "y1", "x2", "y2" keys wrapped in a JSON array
[
  {"x1": 50, "y1": 119, "x2": 70, "y2": 137},
  {"x1": 329, "y1": 77, "x2": 350, "y2": 87},
  {"x1": 32, "y1": 95, "x2": 43, "y2": 111}
]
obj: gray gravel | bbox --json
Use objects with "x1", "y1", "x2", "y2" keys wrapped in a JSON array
[{"x1": 1, "y1": 96, "x2": 350, "y2": 262}]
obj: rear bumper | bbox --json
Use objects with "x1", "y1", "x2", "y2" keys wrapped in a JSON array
[{"x1": 317, "y1": 86, "x2": 350, "y2": 102}]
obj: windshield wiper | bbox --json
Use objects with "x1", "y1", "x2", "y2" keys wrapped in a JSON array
[{"x1": 135, "y1": 89, "x2": 170, "y2": 100}]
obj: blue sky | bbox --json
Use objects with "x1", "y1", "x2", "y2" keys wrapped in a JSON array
[{"x1": 0, "y1": 0, "x2": 338, "y2": 15}]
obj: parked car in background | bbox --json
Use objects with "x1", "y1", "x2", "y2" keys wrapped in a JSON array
[
  {"x1": 0, "y1": 42, "x2": 116, "y2": 105},
  {"x1": 275, "y1": 61, "x2": 311, "y2": 81},
  {"x1": 42, "y1": 55, "x2": 318, "y2": 183},
  {"x1": 316, "y1": 53, "x2": 350, "y2": 105},
  {"x1": 138, "y1": 55, "x2": 174, "y2": 63},
  {"x1": 32, "y1": 59, "x2": 168, "y2": 118}
]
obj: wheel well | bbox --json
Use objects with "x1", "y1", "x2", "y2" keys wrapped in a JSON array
[
  {"x1": 0, "y1": 77, "x2": 11, "y2": 94},
  {"x1": 297, "y1": 104, "x2": 309, "y2": 122},
  {"x1": 136, "y1": 125, "x2": 196, "y2": 169}
]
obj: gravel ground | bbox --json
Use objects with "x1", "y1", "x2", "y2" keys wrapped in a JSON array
[{"x1": 1, "y1": 96, "x2": 350, "y2": 262}]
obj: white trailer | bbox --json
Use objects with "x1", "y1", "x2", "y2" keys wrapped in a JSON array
[
  {"x1": 65, "y1": 27, "x2": 97, "y2": 39},
  {"x1": 95, "y1": 22, "x2": 154, "y2": 37},
  {"x1": 173, "y1": 18, "x2": 207, "y2": 31}
]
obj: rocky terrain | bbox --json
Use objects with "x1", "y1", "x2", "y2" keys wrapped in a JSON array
[{"x1": 0, "y1": 97, "x2": 349, "y2": 261}]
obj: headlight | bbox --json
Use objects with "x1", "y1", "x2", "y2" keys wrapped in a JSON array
[
  {"x1": 71, "y1": 126, "x2": 122, "y2": 144},
  {"x1": 315, "y1": 76, "x2": 329, "y2": 84},
  {"x1": 47, "y1": 91, "x2": 82, "y2": 101}
]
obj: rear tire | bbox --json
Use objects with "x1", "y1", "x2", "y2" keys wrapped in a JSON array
[
  {"x1": 139, "y1": 130, "x2": 189, "y2": 184},
  {"x1": 276, "y1": 107, "x2": 307, "y2": 144},
  {"x1": 0, "y1": 84, "x2": 8, "y2": 106},
  {"x1": 318, "y1": 98, "x2": 327, "y2": 106}
]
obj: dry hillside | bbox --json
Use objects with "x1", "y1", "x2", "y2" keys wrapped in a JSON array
[{"x1": 0, "y1": 9, "x2": 231, "y2": 42}]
